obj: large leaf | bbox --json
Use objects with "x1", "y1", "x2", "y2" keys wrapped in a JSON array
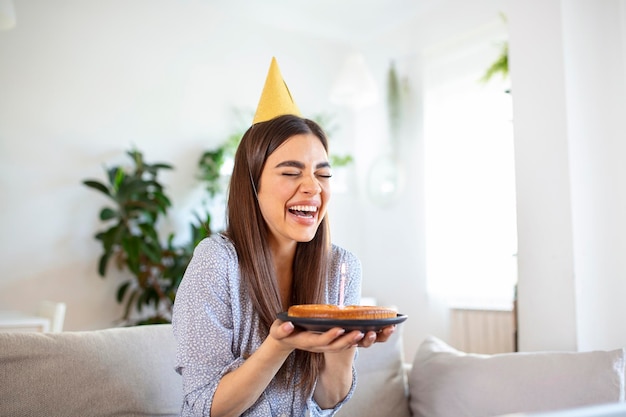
[
  {"x1": 83, "y1": 180, "x2": 111, "y2": 197},
  {"x1": 123, "y1": 289, "x2": 139, "y2": 320},
  {"x1": 99, "y1": 207, "x2": 117, "y2": 221},
  {"x1": 97, "y1": 252, "x2": 110, "y2": 277},
  {"x1": 112, "y1": 167, "x2": 126, "y2": 193},
  {"x1": 145, "y1": 162, "x2": 174, "y2": 175},
  {"x1": 116, "y1": 281, "x2": 131, "y2": 303},
  {"x1": 105, "y1": 166, "x2": 120, "y2": 187},
  {"x1": 121, "y1": 237, "x2": 141, "y2": 275}
]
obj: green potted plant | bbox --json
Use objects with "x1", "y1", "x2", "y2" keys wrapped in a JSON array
[{"x1": 83, "y1": 148, "x2": 211, "y2": 325}]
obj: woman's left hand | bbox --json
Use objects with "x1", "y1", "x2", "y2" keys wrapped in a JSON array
[{"x1": 357, "y1": 324, "x2": 396, "y2": 348}]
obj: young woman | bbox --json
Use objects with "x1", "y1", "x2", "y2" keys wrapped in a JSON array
[{"x1": 173, "y1": 60, "x2": 395, "y2": 417}]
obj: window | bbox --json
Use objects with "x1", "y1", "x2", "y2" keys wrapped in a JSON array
[{"x1": 423, "y1": 23, "x2": 517, "y2": 309}]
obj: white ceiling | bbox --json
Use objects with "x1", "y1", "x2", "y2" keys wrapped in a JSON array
[{"x1": 215, "y1": 0, "x2": 439, "y2": 44}]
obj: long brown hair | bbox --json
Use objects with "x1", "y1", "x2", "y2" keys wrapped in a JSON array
[{"x1": 225, "y1": 114, "x2": 331, "y2": 394}]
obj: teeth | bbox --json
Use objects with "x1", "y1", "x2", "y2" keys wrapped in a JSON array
[{"x1": 290, "y1": 205, "x2": 317, "y2": 212}]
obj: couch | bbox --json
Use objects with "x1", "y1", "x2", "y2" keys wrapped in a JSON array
[{"x1": 0, "y1": 324, "x2": 624, "y2": 417}]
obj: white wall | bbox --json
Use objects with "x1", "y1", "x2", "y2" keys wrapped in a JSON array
[
  {"x1": 563, "y1": 0, "x2": 626, "y2": 351},
  {"x1": 508, "y1": 0, "x2": 626, "y2": 351},
  {"x1": 506, "y1": 0, "x2": 578, "y2": 351}
]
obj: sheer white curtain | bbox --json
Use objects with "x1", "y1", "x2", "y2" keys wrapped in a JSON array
[{"x1": 423, "y1": 22, "x2": 517, "y2": 309}]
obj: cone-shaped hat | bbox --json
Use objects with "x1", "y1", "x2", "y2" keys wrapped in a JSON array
[{"x1": 252, "y1": 57, "x2": 301, "y2": 124}]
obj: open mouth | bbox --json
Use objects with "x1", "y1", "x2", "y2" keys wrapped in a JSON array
[{"x1": 288, "y1": 205, "x2": 318, "y2": 219}]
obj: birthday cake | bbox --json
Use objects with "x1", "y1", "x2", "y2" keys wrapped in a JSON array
[{"x1": 287, "y1": 304, "x2": 397, "y2": 320}]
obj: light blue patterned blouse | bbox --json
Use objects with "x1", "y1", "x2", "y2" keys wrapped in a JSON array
[{"x1": 172, "y1": 234, "x2": 362, "y2": 417}]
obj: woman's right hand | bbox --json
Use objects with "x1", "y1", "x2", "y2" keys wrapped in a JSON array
[{"x1": 268, "y1": 319, "x2": 365, "y2": 354}]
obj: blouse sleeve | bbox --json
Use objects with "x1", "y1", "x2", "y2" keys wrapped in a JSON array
[{"x1": 172, "y1": 237, "x2": 242, "y2": 416}]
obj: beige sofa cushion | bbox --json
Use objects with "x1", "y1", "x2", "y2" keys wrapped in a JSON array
[
  {"x1": 337, "y1": 326, "x2": 411, "y2": 417},
  {"x1": 409, "y1": 336, "x2": 626, "y2": 417},
  {"x1": 0, "y1": 324, "x2": 181, "y2": 417}
]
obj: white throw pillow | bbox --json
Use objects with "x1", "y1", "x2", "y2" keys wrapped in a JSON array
[{"x1": 409, "y1": 336, "x2": 625, "y2": 417}]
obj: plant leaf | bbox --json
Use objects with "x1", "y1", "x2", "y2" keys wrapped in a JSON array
[
  {"x1": 83, "y1": 180, "x2": 111, "y2": 196},
  {"x1": 116, "y1": 281, "x2": 131, "y2": 303},
  {"x1": 99, "y1": 207, "x2": 117, "y2": 221},
  {"x1": 97, "y1": 253, "x2": 109, "y2": 276},
  {"x1": 123, "y1": 289, "x2": 138, "y2": 320},
  {"x1": 481, "y1": 42, "x2": 509, "y2": 83}
]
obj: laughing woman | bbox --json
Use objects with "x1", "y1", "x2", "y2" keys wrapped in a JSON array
[{"x1": 172, "y1": 58, "x2": 395, "y2": 417}]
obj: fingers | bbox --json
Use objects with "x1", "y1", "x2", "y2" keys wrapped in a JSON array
[
  {"x1": 274, "y1": 324, "x2": 364, "y2": 352},
  {"x1": 269, "y1": 319, "x2": 297, "y2": 343},
  {"x1": 377, "y1": 324, "x2": 397, "y2": 342},
  {"x1": 270, "y1": 321, "x2": 398, "y2": 352},
  {"x1": 357, "y1": 331, "x2": 377, "y2": 348},
  {"x1": 305, "y1": 328, "x2": 362, "y2": 352},
  {"x1": 357, "y1": 325, "x2": 397, "y2": 347}
]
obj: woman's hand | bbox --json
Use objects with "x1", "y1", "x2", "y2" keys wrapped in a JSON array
[
  {"x1": 269, "y1": 320, "x2": 397, "y2": 351},
  {"x1": 358, "y1": 324, "x2": 397, "y2": 348},
  {"x1": 269, "y1": 319, "x2": 365, "y2": 353}
]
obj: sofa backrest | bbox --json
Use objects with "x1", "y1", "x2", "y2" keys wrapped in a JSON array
[{"x1": 0, "y1": 324, "x2": 181, "y2": 417}]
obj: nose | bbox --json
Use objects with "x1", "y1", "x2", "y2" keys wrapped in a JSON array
[{"x1": 300, "y1": 174, "x2": 322, "y2": 195}]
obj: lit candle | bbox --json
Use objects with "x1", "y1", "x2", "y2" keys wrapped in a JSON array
[{"x1": 339, "y1": 262, "x2": 346, "y2": 307}]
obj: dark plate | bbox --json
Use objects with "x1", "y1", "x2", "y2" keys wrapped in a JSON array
[{"x1": 277, "y1": 312, "x2": 407, "y2": 333}]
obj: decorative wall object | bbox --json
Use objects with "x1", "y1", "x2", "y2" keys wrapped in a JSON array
[{"x1": 367, "y1": 61, "x2": 407, "y2": 206}]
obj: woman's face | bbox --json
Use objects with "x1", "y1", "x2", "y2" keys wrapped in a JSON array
[{"x1": 257, "y1": 133, "x2": 331, "y2": 248}]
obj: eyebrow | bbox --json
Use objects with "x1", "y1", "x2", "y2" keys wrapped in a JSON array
[{"x1": 275, "y1": 160, "x2": 331, "y2": 169}]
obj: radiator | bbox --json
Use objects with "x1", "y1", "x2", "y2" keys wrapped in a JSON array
[{"x1": 449, "y1": 308, "x2": 516, "y2": 354}]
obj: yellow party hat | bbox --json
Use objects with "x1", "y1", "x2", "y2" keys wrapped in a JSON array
[{"x1": 252, "y1": 57, "x2": 301, "y2": 124}]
